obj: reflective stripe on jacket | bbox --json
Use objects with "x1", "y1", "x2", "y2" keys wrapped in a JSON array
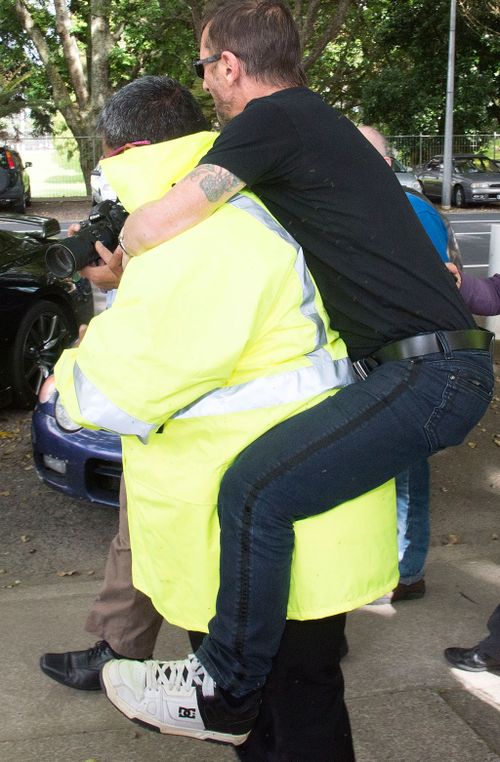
[{"x1": 55, "y1": 133, "x2": 397, "y2": 630}]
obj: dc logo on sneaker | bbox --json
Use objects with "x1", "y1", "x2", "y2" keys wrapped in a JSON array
[{"x1": 178, "y1": 707, "x2": 197, "y2": 719}]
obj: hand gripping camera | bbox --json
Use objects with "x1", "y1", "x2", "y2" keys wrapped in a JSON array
[{"x1": 45, "y1": 200, "x2": 129, "y2": 279}]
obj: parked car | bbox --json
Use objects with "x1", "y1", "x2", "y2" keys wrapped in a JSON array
[
  {"x1": 414, "y1": 153, "x2": 500, "y2": 207},
  {"x1": 32, "y1": 380, "x2": 122, "y2": 507},
  {"x1": 0, "y1": 213, "x2": 94, "y2": 407},
  {"x1": 391, "y1": 157, "x2": 422, "y2": 192},
  {"x1": 90, "y1": 163, "x2": 116, "y2": 206},
  {"x1": 0, "y1": 146, "x2": 32, "y2": 213}
]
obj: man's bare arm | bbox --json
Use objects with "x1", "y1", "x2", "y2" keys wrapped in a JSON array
[{"x1": 119, "y1": 164, "x2": 245, "y2": 256}]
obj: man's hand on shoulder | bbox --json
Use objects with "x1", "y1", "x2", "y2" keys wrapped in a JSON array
[{"x1": 79, "y1": 241, "x2": 124, "y2": 290}]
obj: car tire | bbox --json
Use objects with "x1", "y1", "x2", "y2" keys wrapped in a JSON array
[
  {"x1": 11, "y1": 300, "x2": 72, "y2": 408},
  {"x1": 453, "y1": 185, "x2": 466, "y2": 208},
  {"x1": 12, "y1": 193, "x2": 26, "y2": 214}
]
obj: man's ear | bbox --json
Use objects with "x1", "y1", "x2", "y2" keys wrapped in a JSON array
[{"x1": 220, "y1": 50, "x2": 242, "y2": 84}]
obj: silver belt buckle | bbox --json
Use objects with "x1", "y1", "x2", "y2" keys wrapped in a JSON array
[{"x1": 353, "y1": 360, "x2": 370, "y2": 380}]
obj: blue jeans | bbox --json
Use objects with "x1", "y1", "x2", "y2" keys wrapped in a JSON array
[
  {"x1": 395, "y1": 460, "x2": 430, "y2": 584},
  {"x1": 196, "y1": 346, "x2": 494, "y2": 696}
]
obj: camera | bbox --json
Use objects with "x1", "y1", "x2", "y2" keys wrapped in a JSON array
[{"x1": 45, "y1": 200, "x2": 129, "y2": 278}]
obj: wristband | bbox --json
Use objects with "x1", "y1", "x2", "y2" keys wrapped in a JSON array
[{"x1": 118, "y1": 229, "x2": 132, "y2": 257}]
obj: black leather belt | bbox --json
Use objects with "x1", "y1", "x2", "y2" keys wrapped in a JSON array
[
  {"x1": 353, "y1": 329, "x2": 495, "y2": 379},
  {"x1": 371, "y1": 329, "x2": 494, "y2": 364}
]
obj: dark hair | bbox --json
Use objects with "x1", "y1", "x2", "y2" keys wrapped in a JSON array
[
  {"x1": 202, "y1": 1, "x2": 306, "y2": 87},
  {"x1": 96, "y1": 76, "x2": 209, "y2": 149}
]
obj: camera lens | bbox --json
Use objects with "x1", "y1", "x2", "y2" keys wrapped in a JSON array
[
  {"x1": 46, "y1": 232, "x2": 104, "y2": 278},
  {"x1": 45, "y1": 242, "x2": 80, "y2": 278},
  {"x1": 44, "y1": 201, "x2": 128, "y2": 279}
]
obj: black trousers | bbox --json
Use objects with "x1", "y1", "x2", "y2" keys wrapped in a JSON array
[
  {"x1": 479, "y1": 604, "x2": 500, "y2": 661},
  {"x1": 189, "y1": 613, "x2": 355, "y2": 762}
]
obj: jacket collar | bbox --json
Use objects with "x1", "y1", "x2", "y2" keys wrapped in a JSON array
[{"x1": 100, "y1": 131, "x2": 217, "y2": 212}]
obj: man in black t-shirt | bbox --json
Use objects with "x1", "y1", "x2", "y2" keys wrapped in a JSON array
[{"x1": 103, "y1": 0, "x2": 495, "y2": 753}]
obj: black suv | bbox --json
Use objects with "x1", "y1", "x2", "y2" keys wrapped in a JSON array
[{"x1": 0, "y1": 146, "x2": 32, "y2": 213}]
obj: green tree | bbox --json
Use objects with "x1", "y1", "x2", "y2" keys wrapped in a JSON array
[
  {"x1": 8, "y1": 0, "x2": 202, "y2": 190},
  {"x1": 2, "y1": 0, "x2": 358, "y2": 189},
  {"x1": 345, "y1": 0, "x2": 500, "y2": 134}
]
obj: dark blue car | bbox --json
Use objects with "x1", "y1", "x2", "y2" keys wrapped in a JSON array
[{"x1": 32, "y1": 381, "x2": 122, "y2": 508}]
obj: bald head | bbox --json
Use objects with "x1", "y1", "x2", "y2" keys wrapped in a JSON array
[{"x1": 358, "y1": 125, "x2": 390, "y2": 164}]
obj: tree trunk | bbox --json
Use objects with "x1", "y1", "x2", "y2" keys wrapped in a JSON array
[
  {"x1": 15, "y1": 0, "x2": 113, "y2": 196},
  {"x1": 76, "y1": 135, "x2": 100, "y2": 195}
]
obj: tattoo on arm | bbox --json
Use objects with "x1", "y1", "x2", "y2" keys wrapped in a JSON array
[{"x1": 190, "y1": 164, "x2": 243, "y2": 203}]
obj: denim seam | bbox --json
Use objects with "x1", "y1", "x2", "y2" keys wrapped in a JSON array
[
  {"x1": 233, "y1": 360, "x2": 419, "y2": 655},
  {"x1": 423, "y1": 374, "x2": 457, "y2": 451}
]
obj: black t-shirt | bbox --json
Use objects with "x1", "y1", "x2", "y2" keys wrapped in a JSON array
[{"x1": 200, "y1": 87, "x2": 475, "y2": 360}]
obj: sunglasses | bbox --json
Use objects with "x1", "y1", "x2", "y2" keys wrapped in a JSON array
[{"x1": 193, "y1": 53, "x2": 221, "y2": 79}]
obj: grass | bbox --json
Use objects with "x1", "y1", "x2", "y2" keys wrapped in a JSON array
[{"x1": 21, "y1": 142, "x2": 91, "y2": 199}]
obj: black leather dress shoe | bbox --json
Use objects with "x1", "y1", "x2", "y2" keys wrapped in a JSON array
[
  {"x1": 444, "y1": 646, "x2": 500, "y2": 673},
  {"x1": 40, "y1": 640, "x2": 123, "y2": 690}
]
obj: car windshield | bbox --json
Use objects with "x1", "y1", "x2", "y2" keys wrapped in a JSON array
[
  {"x1": 454, "y1": 157, "x2": 499, "y2": 174},
  {"x1": 391, "y1": 158, "x2": 408, "y2": 172}
]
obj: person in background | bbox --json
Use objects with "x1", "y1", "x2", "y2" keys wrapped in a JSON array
[
  {"x1": 445, "y1": 604, "x2": 500, "y2": 673},
  {"x1": 357, "y1": 125, "x2": 463, "y2": 603},
  {"x1": 447, "y1": 263, "x2": 500, "y2": 316},
  {"x1": 444, "y1": 274, "x2": 499, "y2": 673},
  {"x1": 40, "y1": 75, "x2": 210, "y2": 689}
]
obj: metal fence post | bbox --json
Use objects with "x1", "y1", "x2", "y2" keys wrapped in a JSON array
[{"x1": 485, "y1": 225, "x2": 500, "y2": 337}]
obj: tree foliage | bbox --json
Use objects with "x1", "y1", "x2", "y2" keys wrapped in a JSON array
[
  {"x1": 0, "y1": 0, "x2": 498, "y2": 189},
  {"x1": 6, "y1": 0, "x2": 204, "y2": 188},
  {"x1": 343, "y1": 0, "x2": 500, "y2": 134}
]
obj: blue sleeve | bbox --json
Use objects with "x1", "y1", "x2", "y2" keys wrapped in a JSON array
[{"x1": 406, "y1": 193, "x2": 449, "y2": 262}]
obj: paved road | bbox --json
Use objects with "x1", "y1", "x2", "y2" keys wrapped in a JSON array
[
  {"x1": 446, "y1": 210, "x2": 500, "y2": 277},
  {"x1": 1, "y1": 204, "x2": 499, "y2": 275}
]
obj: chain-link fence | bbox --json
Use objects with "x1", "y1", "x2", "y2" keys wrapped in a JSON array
[{"x1": 9, "y1": 133, "x2": 500, "y2": 199}]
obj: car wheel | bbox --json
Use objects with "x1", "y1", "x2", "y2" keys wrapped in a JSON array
[
  {"x1": 11, "y1": 300, "x2": 72, "y2": 407},
  {"x1": 453, "y1": 185, "x2": 466, "y2": 208},
  {"x1": 12, "y1": 193, "x2": 26, "y2": 214}
]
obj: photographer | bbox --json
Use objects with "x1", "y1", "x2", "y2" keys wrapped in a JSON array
[{"x1": 41, "y1": 74, "x2": 210, "y2": 680}]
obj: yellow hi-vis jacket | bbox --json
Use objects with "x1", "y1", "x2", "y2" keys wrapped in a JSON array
[{"x1": 55, "y1": 132, "x2": 397, "y2": 632}]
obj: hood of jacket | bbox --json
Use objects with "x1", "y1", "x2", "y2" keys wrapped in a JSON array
[{"x1": 100, "y1": 131, "x2": 217, "y2": 213}]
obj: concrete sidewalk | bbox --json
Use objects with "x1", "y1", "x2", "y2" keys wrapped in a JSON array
[
  {"x1": 1, "y1": 356, "x2": 499, "y2": 761},
  {"x1": 2, "y1": 548, "x2": 499, "y2": 762}
]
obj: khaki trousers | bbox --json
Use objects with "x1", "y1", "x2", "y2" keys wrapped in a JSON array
[{"x1": 84, "y1": 476, "x2": 163, "y2": 658}]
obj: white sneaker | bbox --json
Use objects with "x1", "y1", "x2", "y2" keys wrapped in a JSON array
[{"x1": 100, "y1": 653, "x2": 260, "y2": 745}]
